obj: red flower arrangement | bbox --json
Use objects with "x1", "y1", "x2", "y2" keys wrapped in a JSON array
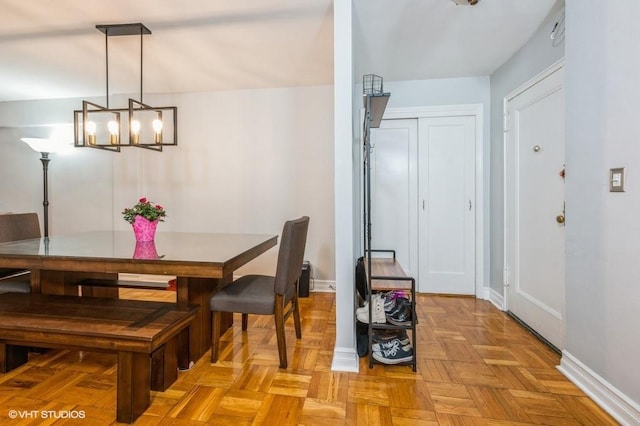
[{"x1": 122, "y1": 197, "x2": 167, "y2": 224}]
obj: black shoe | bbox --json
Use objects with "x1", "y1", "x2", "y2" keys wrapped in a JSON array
[
  {"x1": 386, "y1": 301, "x2": 412, "y2": 326},
  {"x1": 372, "y1": 343, "x2": 414, "y2": 364},
  {"x1": 372, "y1": 336, "x2": 411, "y2": 352},
  {"x1": 372, "y1": 328, "x2": 408, "y2": 343},
  {"x1": 385, "y1": 297, "x2": 410, "y2": 317}
]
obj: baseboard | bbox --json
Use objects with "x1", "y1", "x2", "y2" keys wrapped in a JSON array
[
  {"x1": 310, "y1": 279, "x2": 336, "y2": 293},
  {"x1": 331, "y1": 346, "x2": 359, "y2": 372},
  {"x1": 475, "y1": 283, "x2": 489, "y2": 300},
  {"x1": 558, "y1": 350, "x2": 640, "y2": 425},
  {"x1": 488, "y1": 286, "x2": 505, "y2": 311}
]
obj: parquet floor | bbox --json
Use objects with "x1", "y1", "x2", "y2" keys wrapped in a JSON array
[{"x1": 0, "y1": 289, "x2": 618, "y2": 425}]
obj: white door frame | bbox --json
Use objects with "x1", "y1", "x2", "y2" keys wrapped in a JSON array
[
  {"x1": 503, "y1": 59, "x2": 565, "y2": 308},
  {"x1": 361, "y1": 104, "x2": 485, "y2": 298}
]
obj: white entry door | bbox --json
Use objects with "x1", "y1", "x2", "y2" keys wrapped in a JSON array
[
  {"x1": 505, "y1": 64, "x2": 565, "y2": 349},
  {"x1": 418, "y1": 116, "x2": 476, "y2": 294},
  {"x1": 369, "y1": 119, "x2": 418, "y2": 275}
]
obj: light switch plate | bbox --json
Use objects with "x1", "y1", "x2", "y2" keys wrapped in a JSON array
[{"x1": 609, "y1": 167, "x2": 625, "y2": 192}]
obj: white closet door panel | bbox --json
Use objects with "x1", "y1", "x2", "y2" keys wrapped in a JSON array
[
  {"x1": 419, "y1": 116, "x2": 475, "y2": 294},
  {"x1": 369, "y1": 119, "x2": 418, "y2": 274}
]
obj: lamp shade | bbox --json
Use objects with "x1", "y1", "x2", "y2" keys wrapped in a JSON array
[{"x1": 21, "y1": 138, "x2": 63, "y2": 154}]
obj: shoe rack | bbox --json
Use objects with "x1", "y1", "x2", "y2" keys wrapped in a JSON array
[
  {"x1": 360, "y1": 75, "x2": 417, "y2": 372},
  {"x1": 365, "y1": 252, "x2": 417, "y2": 371}
]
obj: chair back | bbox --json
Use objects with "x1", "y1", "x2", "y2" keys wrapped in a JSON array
[
  {"x1": 0, "y1": 213, "x2": 41, "y2": 243},
  {"x1": 273, "y1": 216, "x2": 310, "y2": 296}
]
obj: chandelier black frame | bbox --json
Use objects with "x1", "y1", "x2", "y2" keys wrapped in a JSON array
[{"x1": 73, "y1": 23, "x2": 177, "y2": 152}]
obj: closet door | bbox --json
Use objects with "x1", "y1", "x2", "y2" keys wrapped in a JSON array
[
  {"x1": 369, "y1": 118, "x2": 418, "y2": 274},
  {"x1": 418, "y1": 116, "x2": 476, "y2": 294}
]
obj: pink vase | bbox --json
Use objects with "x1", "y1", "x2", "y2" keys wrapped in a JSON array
[
  {"x1": 132, "y1": 216, "x2": 159, "y2": 242},
  {"x1": 133, "y1": 241, "x2": 159, "y2": 259}
]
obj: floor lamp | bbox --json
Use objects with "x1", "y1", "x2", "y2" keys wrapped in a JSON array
[{"x1": 22, "y1": 138, "x2": 60, "y2": 239}]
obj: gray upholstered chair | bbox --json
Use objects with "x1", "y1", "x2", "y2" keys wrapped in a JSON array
[
  {"x1": 210, "y1": 216, "x2": 309, "y2": 368},
  {"x1": 0, "y1": 213, "x2": 41, "y2": 294}
]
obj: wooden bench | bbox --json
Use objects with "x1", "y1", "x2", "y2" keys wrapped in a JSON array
[
  {"x1": 365, "y1": 250, "x2": 413, "y2": 291},
  {"x1": 0, "y1": 293, "x2": 198, "y2": 423}
]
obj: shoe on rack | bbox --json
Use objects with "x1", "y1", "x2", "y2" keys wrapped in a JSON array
[
  {"x1": 356, "y1": 293, "x2": 382, "y2": 315},
  {"x1": 386, "y1": 301, "x2": 413, "y2": 326},
  {"x1": 372, "y1": 344, "x2": 414, "y2": 364},
  {"x1": 372, "y1": 328, "x2": 408, "y2": 343},
  {"x1": 382, "y1": 292, "x2": 396, "y2": 312},
  {"x1": 357, "y1": 292, "x2": 389, "y2": 314},
  {"x1": 382, "y1": 291, "x2": 406, "y2": 312},
  {"x1": 356, "y1": 293, "x2": 386, "y2": 323},
  {"x1": 372, "y1": 336, "x2": 410, "y2": 352},
  {"x1": 385, "y1": 297, "x2": 410, "y2": 316},
  {"x1": 355, "y1": 300, "x2": 369, "y2": 315}
]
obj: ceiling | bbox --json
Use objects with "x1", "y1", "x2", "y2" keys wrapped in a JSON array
[{"x1": 0, "y1": 0, "x2": 559, "y2": 102}]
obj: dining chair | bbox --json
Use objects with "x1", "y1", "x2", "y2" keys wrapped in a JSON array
[
  {"x1": 210, "y1": 216, "x2": 310, "y2": 368},
  {"x1": 0, "y1": 213, "x2": 41, "y2": 294}
]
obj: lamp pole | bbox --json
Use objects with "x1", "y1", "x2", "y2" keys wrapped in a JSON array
[
  {"x1": 21, "y1": 138, "x2": 59, "y2": 240},
  {"x1": 40, "y1": 152, "x2": 51, "y2": 238}
]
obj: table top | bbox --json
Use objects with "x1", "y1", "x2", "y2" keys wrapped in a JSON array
[{"x1": 0, "y1": 231, "x2": 278, "y2": 277}]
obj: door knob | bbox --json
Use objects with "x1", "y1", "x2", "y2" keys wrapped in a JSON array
[{"x1": 556, "y1": 214, "x2": 565, "y2": 224}]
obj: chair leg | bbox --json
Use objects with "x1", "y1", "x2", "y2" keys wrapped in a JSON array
[
  {"x1": 242, "y1": 313, "x2": 248, "y2": 331},
  {"x1": 274, "y1": 295, "x2": 287, "y2": 368},
  {"x1": 292, "y1": 292, "x2": 302, "y2": 339},
  {"x1": 211, "y1": 311, "x2": 222, "y2": 363}
]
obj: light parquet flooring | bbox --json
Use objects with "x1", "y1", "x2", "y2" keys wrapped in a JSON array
[{"x1": 0, "y1": 290, "x2": 618, "y2": 425}]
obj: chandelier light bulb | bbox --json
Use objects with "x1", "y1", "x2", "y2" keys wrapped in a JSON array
[
  {"x1": 130, "y1": 119, "x2": 141, "y2": 144},
  {"x1": 152, "y1": 118, "x2": 163, "y2": 144},
  {"x1": 86, "y1": 120, "x2": 97, "y2": 145},
  {"x1": 107, "y1": 120, "x2": 119, "y2": 135},
  {"x1": 131, "y1": 119, "x2": 141, "y2": 134},
  {"x1": 107, "y1": 119, "x2": 119, "y2": 145}
]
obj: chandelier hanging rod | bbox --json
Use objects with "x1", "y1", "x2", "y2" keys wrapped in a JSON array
[{"x1": 96, "y1": 23, "x2": 151, "y2": 106}]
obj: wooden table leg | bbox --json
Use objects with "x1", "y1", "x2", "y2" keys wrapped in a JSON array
[
  {"x1": 177, "y1": 276, "x2": 231, "y2": 362},
  {"x1": 177, "y1": 326, "x2": 190, "y2": 370},
  {"x1": 117, "y1": 351, "x2": 150, "y2": 424},
  {"x1": 0, "y1": 343, "x2": 28, "y2": 373},
  {"x1": 30, "y1": 269, "x2": 41, "y2": 294},
  {"x1": 151, "y1": 338, "x2": 178, "y2": 392},
  {"x1": 39, "y1": 270, "x2": 69, "y2": 295},
  {"x1": 70, "y1": 272, "x2": 120, "y2": 298}
]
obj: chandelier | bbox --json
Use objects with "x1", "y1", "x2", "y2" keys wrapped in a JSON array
[{"x1": 73, "y1": 23, "x2": 177, "y2": 152}]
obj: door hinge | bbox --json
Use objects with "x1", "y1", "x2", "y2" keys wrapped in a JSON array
[
  {"x1": 503, "y1": 266, "x2": 510, "y2": 287},
  {"x1": 503, "y1": 114, "x2": 509, "y2": 133}
]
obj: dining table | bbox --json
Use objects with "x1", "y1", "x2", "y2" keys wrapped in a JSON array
[{"x1": 0, "y1": 230, "x2": 277, "y2": 362}]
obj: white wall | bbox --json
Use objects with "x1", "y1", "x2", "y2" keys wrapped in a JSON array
[
  {"x1": 562, "y1": 0, "x2": 640, "y2": 414},
  {"x1": 0, "y1": 85, "x2": 335, "y2": 281},
  {"x1": 489, "y1": 6, "x2": 565, "y2": 296}
]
